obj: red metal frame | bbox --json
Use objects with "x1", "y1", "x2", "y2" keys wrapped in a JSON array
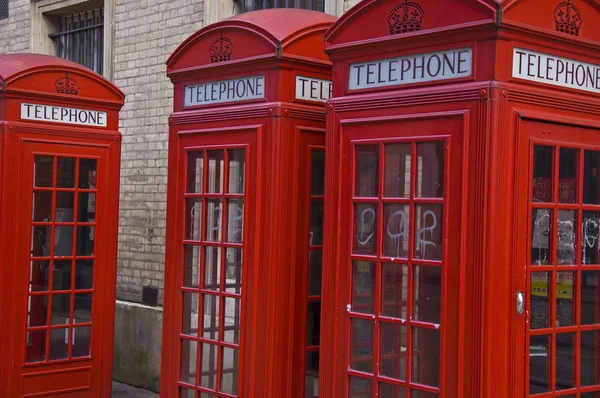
[{"x1": 0, "y1": 54, "x2": 123, "y2": 397}]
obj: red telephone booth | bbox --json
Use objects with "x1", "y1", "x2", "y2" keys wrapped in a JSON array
[
  {"x1": 321, "y1": 0, "x2": 600, "y2": 397},
  {"x1": 160, "y1": 9, "x2": 335, "y2": 398},
  {"x1": 0, "y1": 54, "x2": 124, "y2": 397}
]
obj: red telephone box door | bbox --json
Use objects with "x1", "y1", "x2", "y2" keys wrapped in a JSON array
[
  {"x1": 515, "y1": 120, "x2": 600, "y2": 397},
  {"x1": 12, "y1": 141, "x2": 109, "y2": 397}
]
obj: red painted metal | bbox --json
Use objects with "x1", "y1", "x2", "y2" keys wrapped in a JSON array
[
  {"x1": 161, "y1": 9, "x2": 336, "y2": 398},
  {"x1": 0, "y1": 54, "x2": 124, "y2": 397},
  {"x1": 322, "y1": 1, "x2": 600, "y2": 397}
]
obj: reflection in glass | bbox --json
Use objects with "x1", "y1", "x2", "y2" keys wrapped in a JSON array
[
  {"x1": 305, "y1": 351, "x2": 320, "y2": 398},
  {"x1": 224, "y1": 297, "x2": 241, "y2": 345},
  {"x1": 228, "y1": 149, "x2": 245, "y2": 194},
  {"x1": 531, "y1": 209, "x2": 552, "y2": 265},
  {"x1": 379, "y1": 383, "x2": 405, "y2": 398},
  {"x1": 78, "y1": 159, "x2": 97, "y2": 188},
  {"x1": 74, "y1": 293, "x2": 92, "y2": 323},
  {"x1": 306, "y1": 301, "x2": 321, "y2": 346},
  {"x1": 384, "y1": 143, "x2": 411, "y2": 198},
  {"x1": 227, "y1": 200, "x2": 244, "y2": 243},
  {"x1": 72, "y1": 326, "x2": 91, "y2": 358},
  {"x1": 34, "y1": 156, "x2": 54, "y2": 187},
  {"x1": 352, "y1": 261, "x2": 375, "y2": 315},
  {"x1": 55, "y1": 192, "x2": 75, "y2": 222},
  {"x1": 52, "y1": 260, "x2": 71, "y2": 291},
  {"x1": 308, "y1": 251, "x2": 322, "y2": 297},
  {"x1": 556, "y1": 272, "x2": 575, "y2": 327},
  {"x1": 379, "y1": 322, "x2": 406, "y2": 380},
  {"x1": 583, "y1": 211, "x2": 600, "y2": 265},
  {"x1": 581, "y1": 330, "x2": 600, "y2": 386},
  {"x1": 353, "y1": 203, "x2": 377, "y2": 256},
  {"x1": 49, "y1": 328, "x2": 69, "y2": 360},
  {"x1": 414, "y1": 205, "x2": 443, "y2": 261},
  {"x1": 530, "y1": 272, "x2": 550, "y2": 329},
  {"x1": 185, "y1": 199, "x2": 202, "y2": 241},
  {"x1": 179, "y1": 338, "x2": 197, "y2": 385},
  {"x1": 350, "y1": 318, "x2": 373, "y2": 374},
  {"x1": 182, "y1": 292, "x2": 199, "y2": 337},
  {"x1": 381, "y1": 263, "x2": 407, "y2": 319},
  {"x1": 532, "y1": 146, "x2": 554, "y2": 203},
  {"x1": 51, "y1": 294, "x2": 70, "y2": 325},
  {"x1": 355, "y1": 145, "x2": 379, "y2": 198},
  {"x1": 32, "y1": 191, "x2": 53, "y2": 222},
  {"x1": 417, "y1": 141, "x2": 444, "y2": 198},
  {"x1": 207, "y1": 151, "x2": 224, "y2": 194},
  {"x1": 76, "y1": 226, "x2": 94, "y2": 256},
  {"x1": 221, "y1": 347, "x2": 239, "y2": 395},
  {"x1": 556, "y1": 333, "x2": 576, "y2": 390},
  {"x1": 558, "y1": 148, "x2": 578, "y2": 204},
  {"x1": 311, "y1": 150, "x2": 325, "y2": 196},
  {"x1": 204, "y1": 246, "x2": 221, "y2": 291},
  {"x1": 77, "y1": 192, "x2": 96, "y2": 222},
  {"x1": 75, "y1": 259, "x2": 93, "y2": 290},
  {"x1": 225, "y1": 247, "x2": 242, "y2": 294},
  {"x1": 201, "y1": 343, "x2": 218, "y2": 390},
  {"x1": 32, "y1": 226, "x2": 51, "y2": 257},
  {"x1": 187, "y1": 152, "x2": 204, "y2": 194},
  {"x1": 582, "y1": 271, "x2": 600, "y2": 325},
  {"x1": 530, "y1": 334, "x2": 551, "y2": 394},
  {"x1": 557, "y1": 210, "x2": 576, "y2": 265},
  {"x1": 179, "y1": 389, "x2": 195, "y2": 398},
  {"x1": 30, "y1": 260, "x2": 49, "y2": 292},
  {"x1": 383, "y1": 204, "x2": 409, "y2": 259},
  {"x1": 203, "y1": 294, "x2": 219, "y2": 341},
  {"x1": 54, "y1": 226, "x2": 73, "y2": 256},
  {"x1": 411, "y1": 327, "x2": 440, "y2": 387},
  {"x1": 28, "y1": 295, "x2": 48, "y2": 327},
  {"x1": 183, "y1": 245, "x2": 200, "y2": 289},
  {"x1": 309, "y1": 200, "x2": 324, "y2": 246},
  {"x1": 26, "y1": 329, "x2": 47, "y2": 363},
  {"x1": 205, "y1": 200, "x2": 222, "y2": 242},
  {"x1": 584, "y1": 150, "x2": 600, "y2": 204},
  {"x1": 57, "y1": 157, "x2": 76, "y2": 188},
  {"x1": 349, "y1": 376, "x2": 372, "y2": 398},
  {"x1": 413, "y1": 266, "x2": 442, "y2": 324}
]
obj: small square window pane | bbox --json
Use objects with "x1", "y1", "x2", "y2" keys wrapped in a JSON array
[
  {"x1": 532, "y1": 209, "x2": 552, "y2": 266},
  {"x1": 355, "y1": 145, "x2": 379, "y2": 198},
  {"x1": 348, "y1": 376, "x2": 373, "y2": 398},
  {"x1": 225, "y1": 247, "x2": 242, "y2": 294},
  {"x1": 411, "y1": 390, "x2": 438, "y2": 398},
  {"x1": 207, "y1": 151, "x2": 224, "y2": 194},
  {"x1": 557, "y1": 210, "x2": 576, "y2": 265},
  {"x1": 414, "y1": 205, "x2": 443, "y2": 261},
  {"x1": 556, "y1": 272, "x2": 575, "y2": 327},
  {"x1": 585, "y1": 150, "x2": 600, "y2": 204},
  {"x1": 417, "y1": 141, "x2": 444, "y2": 198},
  {"x1": 413, "y1": 266, "x2": 442, "y2": 324},
  {"x1": 228, "y1": 149, "x2": 245, "y2": 194},
  {"x1": 583, "y1": 211, "x2": 600, "y2": 265},
  {"x1": 79, "y1": 159, "x2": 97, "y2": 188},
  {"x1": 411, "y1": 327, "x2": 440, "y2": 388},
  {"x1": 350, "y1": 318, "x2": 373, "y2": 374},
  {"x1": 49, "y1": 328, "x2": 69, "y2": 360},
  {"x1": 76, "y1": 226, "x2": 94, "y2": 256},
  {"x1": 556, "y1": 333, "x2": 576, "y2": 390},
  {"x1": 530, "y1": 272, "x2": 550, "y2": 329},
  {"x1": 77, "y1": 192, "x2": 96, "y2": 222},
  {"x1": 352, "y1": 261, "x2": 375, "y2": 315},
  {"x1": 311, "y1": 150, "x2": 325, "y2": 196},
  {"x1": 224, "y1": 297, "x2": 241, "y2": 345},
  {"x1": 353, "y1": 203, "x2": 377, "y2": 256},
  {"x1": 179, "y1": 338, "x2": 197, "y2": 386},
  {"x1": 383, "y1": 204, "x2": 409, "y2": 259},
  {"x1": 379, "y1": 383, "x2": 405, "y2": 398},
  {"x1": 179, "y1": 387, "x2": 196, "y2": 398},
  {"x1": 187, "y1": 152, "x2": 204, "y2": 194},
  {"x1": 309, "y1": 200, "x2": 324, "y2": 246},
  {"x1": 582, "y1": 271, "x2": 600, "y2": 325},
  {"x1": 306, "y1": 301, "x2": 321, "y2": 347},
  {"x1": 226, "y1": 199, "x2": 244, "y2": 243},
  {"x1": 72, "y1": 326, "x2": 91, "y2": 358},
  {"x1": 379, "y1": 322, "x2": 406, "y2": 381},
  {"x1": 28, "y1": 295, "x2": 48, "y2": 327},
  {"x1": 202, "y1": 294, "x2": 219, "y2": 341},
  {"x1": 201, "y1": 343, "x2": 218, "y2": 390},
  {"x1": 308, "y1": 250, "x2": 322, "y2": 297},
  {"x1": 204, "y1": 246, "x2": 221, "y2": 291},
  {"x1": 221, "y1": 347, "x2": 239, "y2": 395},
  {"x1": 75, "y1": 259, "x2": 93, "y2": 290},
  {"x1": 558, "y1": 148, "x2": 578, "y2": 204},
  {"x1": 185, "y1": 199, "x2": 202, "y2": 241},
  {"x1": 529, "y1": 334, "x2": 551, "y2": 394},
  {"x1": 56, "y1": 157, "x2": 76, "y2": 188},
  {"x1": 182, "y1": 292, "x2": 199, "y2": 337},
  {"x1": 384, "y1": 143, "x2": 411, "y2": 198},
  {"x1": 26, "y1": 329, "x2": 47, "y2": 363},
  {"x1": 32, "y1": 191, "x2": 53, "y2": 222},
  {"x1": 54, "y1": 226, "x2": 73, "y2": 256},
  {"x1": 34, "y1": 156, "x2": 54, "y2": 187},
  {"x1": 533, "y1": 146, "x2": 554, "y2": 203},
  {"x1": 52, "y1": 260, "x2": 71, "y2": 291},
  {"x1": 74, "y1": 293, "x2": 92, "y2": 323},
  {"x1": 581, "y1": 330, "x2": 600, "y2": 386},
  {"x1": 381, "y1": 263, "x2": 408, "y2": 319},
  {"x1": 30, "y1": 260, "x2": 49, "y2": 292},
  {"x1": 51, "y1": 294, "x2": 70, "y2": 325},
  {"x1": 183, "y1": 245, "x2": 200, "y2": 289},
  {"x1": 205, "y1": 200, "x2": 222, "y2": 242}
]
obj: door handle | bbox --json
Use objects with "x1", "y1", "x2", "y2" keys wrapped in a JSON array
[{"x1": 516, "y1": 291, "x2": 525, "y2": 316}]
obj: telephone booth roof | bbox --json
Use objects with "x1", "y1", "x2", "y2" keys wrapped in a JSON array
[
  {"x1": 167, "y1": 8, "x2": 336, "y2": 76},
  {"x1": 0, "y1": 53, "x2": 124, "y2": 105}
]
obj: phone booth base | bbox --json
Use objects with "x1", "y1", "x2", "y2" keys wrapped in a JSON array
[{"x1": 0, "y1": 54, "x2": 124, "y2": 397}]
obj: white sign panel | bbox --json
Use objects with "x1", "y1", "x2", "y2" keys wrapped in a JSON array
[
  {"x1": 349, "y1": 47, "x2": 473, "y2": 91},
  {"x1": 185, "y1": 75, "x2": 265, "y2": 107},
  {"x1": 21, "y1": 103, "x2": 107, "y2": 127},
  {"x1": 295, "y1": 76, "x2": 332, "y2": 103},
  {"x1": 513, "y1": 48, "x2": 600, "y2": 94}
]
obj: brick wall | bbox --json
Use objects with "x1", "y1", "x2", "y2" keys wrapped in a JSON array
[
  {"x1": 0, "y1": 0, "x2": 30, "y2": 53},
  {"x1": 113, "y1": 0, "x2": 204, "y2": 305}
]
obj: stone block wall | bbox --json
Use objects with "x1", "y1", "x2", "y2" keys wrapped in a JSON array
[{"x1": 0, "y1": 0, "x2": 30, "y2": 53}]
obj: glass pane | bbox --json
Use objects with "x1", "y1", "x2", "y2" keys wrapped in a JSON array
[
  {"x1": 185, "y1": 199, "x2": 202, "y2": 241},
  {"x1": 532, "y1": 209, "x2": 552, "y2": 265},
  {"x1": 221, "y1": 347, "x2": 239, "y2": 395},
  {"x1": 54, "y1": 226, "x2": 73, "y2": 256},
  {"x1": 56, "y1": 157, "x2": 76, "y2": 188},
  {"x1": 582, "y1": 271, "x2": 600, "y2": 325},
  {"x1": 306, "y1": 301, "x2": 321, "y2": 346},
  {"x1": 26, "y1": 329, "x2": 47, "y2": 363},
  {"x1": 183, "y1": 245, "x2": 200, "y2": 289},
  {"x1": 207, "y1": 151, "x2": 224, "y2": 194},
  {"x1": 305, "y1": 351, "x2": 320, "y2": 398},
  {"x1": 199, "y1": 393, "x2": 215, "y2": 398},
  {"x1": 556, "y1": 272, "x2": 575, "y2": 327},
  {"x1": 581, "y1": 330, "x2": 600, "y2": 386},
  {"x1": 226, "y1": 199, "x2": 244, "y2": 243},
  {"x1": 411, "y1": 327, "x2": 440, "y2": 387},
  {"x1": 182, "y1": 292, "x2": 199, "y2": 337},
  {"x1": 379, "y1": 322, "x2": 406, "y2": 380},
  {"x1": 531, "y1": 272, "x2": 550, "y2": 329},
  {"x1": 556, "y1": 333, "x2": 576, "y2": 390},
  {"x1": 584, "y1": 211, "x2": 600, "y2": 265},
  {"x1": 77, "y1": 192, "x2": 96, "y2": 222},
  {"x1": 51, "y1": 294, "x2": 70, "y2": 325},
  {"x1": 201, "y1": 343, "x2": 218, "y2": 390},
  {"x1": 581, "y1": 394, "x2": 600, "y2": 398},
  {"x1": 585, "y1": 150, "x2": 600, "y2": 204},
  {"x1": 413, "y1": 266, "x2": 442, "y2": 324},
  {"x1": 228, "y1": 149, "x2": 245, "y2": 194},
  {"x1": 224, "y1": 297, "x2": 241, "y2": 345},
  {"x1": 533, "y1": 146, "x2": 554, "y2": 203},
  {"x1": 384, "y1": 143, "x2": 411, "y2": 198},
  {"x1": 225, "y1": 247, "x2": 242, "y2": 294},
  {"x1": 179, "y1": 338, "x2": 197, "y2": 385},
  {"x1": 355, "y1": 145, "x2": 379, "y2": 198},
  {"x1": 74, "y1": 293, "x2": 92, "y2": 323},
  {"x1": 350, "y1": 318, "x2": 373, "y2": 374},
  {"x1": 55, "y1": 192, "x2": 75, "y2": 222},
  {"x1": 30, "y1": 260, "x2": 49, "y2": 292},
  {"x1": 417, "y1": 141, "x2": 444, "y2": 198},
  {"x1": 379, "y1": 383, "x2": 405, "y2": 398},
  {"x1": 558, "y1": 148, "x2": 578, "y2": 204},
  {"x1": 75, "y1": 259, "x2": 93, "y2": 290},
  {"x1": 311, "y1": 150, "x2": 325, "y2": 196},
  {"x1": 49, "y1": 328, "x2": 69, "y2": 360},
  {"x1": 205, "y1": 200, "x2": 222, "y2": 242},
  {"x1": 381, "y1": 263, "x2": 408, "y2": 319},
  {"x1": 179, "y1": 388, "x2": 196, "y2": 398},
  {"x1": 28, "y1": 295, "x2": 48, "y2": 327},
  {"x1": 76, "y1": 226, "x2": 94, "y2": 256},
  {"x1": 32, "y1": 191, "x2": 53, "y2": 222},
  {"x1": 348, "y1": 376, "x2": 373, "y2": 398},
  {"x1": 78, "y1": 159, "x2": 97, "y2": 188},
  {"x1": 52, "y1": 260, "x2": 71, "y2": 291},
  {"x1": 72, "y1": 326, "x2": 91, "y2": 358},
  {"x1": 414, "y1": 204, "x2": 443, "y2": 261},
  {"x1": 187, "y1": 151, "x2": 204, "y2": 194},
  {"x1": 202, "y1": 294, "x2": 219, "y2": 341},
  {"x1": 530, "y1": 334, "x2": 551, "y2": 394},
  {"x1": 383, "y1": 204, "x2": 409, "y2": 259},
  {"x1": 353, "y1": 203, "x2": 377, "y2": 256},
  {"x1": 309, "y1": 200, "x2": 324, "y2": 246},
  {"x1": 557, "y1": 210, "x2": 576, "y2": 265},
  {"x1": 34, "y1": 156, "x2": 54, "y2": 187},
  {"x1": 352, "y1": 261, "x2": 375, "y2": 315},
  {"x1": 32, "y1": 226, "x2": 51, "y2": 257},
  {"x1": 308, "y1": 250, "x2": 322, "y2": 297},
  {"x1": 204, "y1": 246, "x2": 221, "y2": 291},
  {"x1": 411, "y1": 390, "x2": 438, "y2": 398}
]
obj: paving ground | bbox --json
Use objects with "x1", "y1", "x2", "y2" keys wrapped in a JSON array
[{"x1": 112, "y1": 381, "x2": 159, "y2": 398}]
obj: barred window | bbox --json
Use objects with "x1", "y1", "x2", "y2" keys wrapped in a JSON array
[
  {"x1": 239, "y1": 0, "x2": 324, "y2": 12},
  {"x1": 49, "y1": 9, "x2": 104, "y2": 75},
  {"x1": 0, "y1": 0, "x2": 8, "y2": 20}
]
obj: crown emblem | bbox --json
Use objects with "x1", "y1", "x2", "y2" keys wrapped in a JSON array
[
  {"x1": 554, "y1": 0, "x2": 583, "y2": 36},
  {"x1": 387, "y1": 0, "x2": 425, "y2": 35},
  {"x1": 54, "y1": 73, "x2": 80, "y2": 95},
  {"x1": 209, "y1": 33, "x2": 233, "y2": 63}
]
